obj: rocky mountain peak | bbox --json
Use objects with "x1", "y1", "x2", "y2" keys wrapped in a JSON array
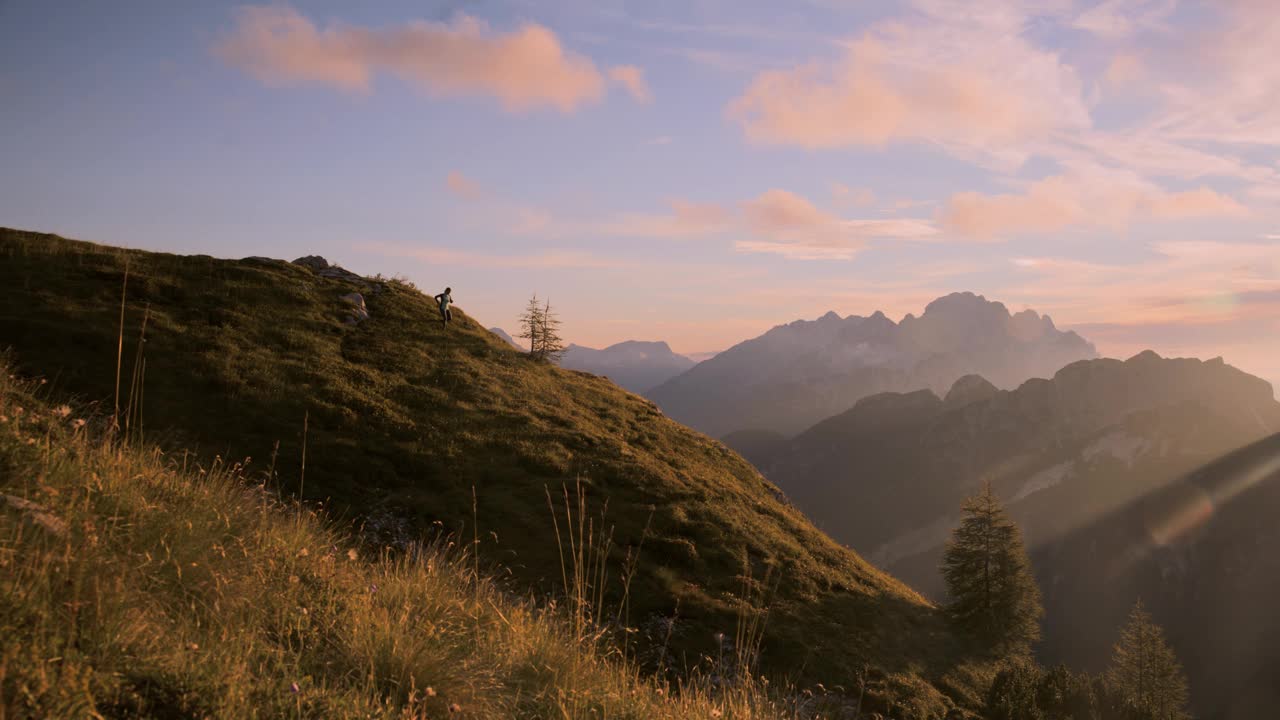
[{"x1": 944, "y1": 374, "x2": 999, "y2": 408}]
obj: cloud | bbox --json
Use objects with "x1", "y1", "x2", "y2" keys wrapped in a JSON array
[
  {"x1": 647, "y1": 135, "x2": 673, "y2": 145},
  {"x1": 445, "y1": 171, "x2": 482, "y2": 200},
  {"x1": 832, "y1": 183, "x2": 876, "y2": 208},
  {"x1": 1150, "y1": 2, "x2": 1280, "y2": 147},
  {"x1": 1071, "y1": 0, "x2": 1177, "y2": 38},
  {"x1": 726, "y1": 5, "x2": 1090, "y2": 166},
  {"x1": 608, "y1": 65, "x2": 652, "y2": 103},
  {"x1": 940, "y1": 169, "x2": 1248, "y2": 239},
  {"x1": 1103, "y1": 52, "x2": 1145, "y2": 88},
  {"x1": 1005, "y1": 239, "x2": 1280, "y2": 326},
  {"x1": 216, "y1": 5, "x2": 643, "y2": 112},
  {"x1": 738, "y1": 189, "x2": 938, "y2": 259}
]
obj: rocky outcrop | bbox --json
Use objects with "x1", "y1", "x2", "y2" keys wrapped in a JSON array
[
  {"x1": 292, "y1": 255, "x2": 371, "y2": 285},
  {"x1": 341, "y1": 293, "x2": 368, "y2": 324},
  {"x1": 289, "y1": 256, "x2": 386, "y2": 323}
]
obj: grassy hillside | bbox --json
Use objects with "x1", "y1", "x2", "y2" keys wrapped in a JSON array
[
  {"x1": 0, "y1": 368, "x2": 813, "y2": 718},
  {"x1": 0, "y1": 229, "x2": 986, "y2": 716}
]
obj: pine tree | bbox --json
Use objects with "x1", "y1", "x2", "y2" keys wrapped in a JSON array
[
  {"x1": 941, "y1": 481, "x2": 1043, "y2": 655},
  {"x1": 1106, "y1": 600, "x2": 1190, "y2": 720},
  {"x1": 538, "y1": 298, "x2": 565, "y2": 363},
  {"x1": 518, "y1": 294, "x2": 544, "y2": 359}
]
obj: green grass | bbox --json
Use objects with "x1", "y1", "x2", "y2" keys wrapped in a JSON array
[{"x1": 0, "y1": 228, "x2": 989, "y2": 716}]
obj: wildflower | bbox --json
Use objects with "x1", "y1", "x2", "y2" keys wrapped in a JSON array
[
  {"x1": 289, "y1": 575, "x2": 300, "y2": 584},
  {"x1": 347, "y1": 548, "x2": 358, "y2": 561},
  {"x1": 72, "y1": 419, "x2": 86, "y2": 430},
  {"x1": 53, "y1": 405, "x2": 71, "y2": 418},
  {"x1": 449, "y1": 703, "x2": 462, "y2": 713},
  {"x1": 0, "y1": 415, "x2": 8, "y2": 423},
  {"x1": 711, "y1": 710, "x2": 722, "y2": 719},
  {"x1": 714, "y1": 632, "x2": 725, "y2": 645},
  {"x1": 297, "y1": 547, "x2": 309, "y2": 557},
  {"x1": 655, "y1": 688, "x2": 665, "y2": 697},
  {"x1": 425, "y1": 687, "x2": 437, "y2": 697},
  {"x1": 369, "y1": 583, "x2": 378, "y2": 594},
  {"x1": 290, "y1": 682, "x2": 300, "y2": 694},
  {"x1": 187, "y1": 642, "x2": 199, "y2": 651},
  {"x1": 25, "y1": 438, "x2": 36, "y2": 446}
]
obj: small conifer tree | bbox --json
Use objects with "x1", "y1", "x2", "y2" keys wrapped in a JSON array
[
  {"x1": 1106, "y1": 600, "x2": 1191, "y2": 720},
  {"x1": 941, "y1": 481, "x2": 1043, "y2": 655},
  {"x1": 519, "y1": 294, "x2": 544, "y2": 359},
  {"x1": 539, "y1": 298, "x2": 565, "y2": 363}
]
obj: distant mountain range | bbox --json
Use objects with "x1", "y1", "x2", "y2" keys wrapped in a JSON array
[
  {"x1": 559, "y1": 340, "x2": 696, "y2": 394},
  {"x1": 489, "y1": 326, "x2": 523, "y2": 350},
  {"x1": 753, "y1": 351, "x2": 1280, "y2": 718},
  {"x1": 647, "y1": 292, "x2": 1098, "y2": 438}
]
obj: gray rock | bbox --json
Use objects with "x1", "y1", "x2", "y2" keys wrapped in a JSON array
[
  {"x1": 243, "y1": 256, "x2": 284, "y2": 265},
  {"x1": 292, "y1": 255, "x2": 331, "y2": 271},
  {"x1": 341, "y1": 293, "x2": 369, "y2": 324},
  {"x1": 319, "y1": 265, "x2": 366, "y2": 284}
]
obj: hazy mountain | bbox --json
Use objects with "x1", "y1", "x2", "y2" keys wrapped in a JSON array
[
  {"x1": 559, "y1": 340, "x2": 695, "y2": 393},
  {"x1": 489, "y1": 326, "x2": 523, "y2": 350},
  {"x1": 766, "y1": 351, "x2": 1279, "y2": 579},
  {"x1": 1034, "y1": 433, "x2": 1280, "y2": 719},
  {"x1": 685, "y1": 350, "x2": 721, "y2": 363},
  {"x1": 646, "y1": 292, "x2": 1098, "y2": 438},
  {"x1": 0, "y1": 228, "x2": 985, "y2": 713},
  {"x1": 763, "y1": 351, "x2": 1280, "y2": 718}
]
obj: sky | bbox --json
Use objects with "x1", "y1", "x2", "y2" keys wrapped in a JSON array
[{"x1": 1, "y1": 0, "x2": 1278, "y2": 389}]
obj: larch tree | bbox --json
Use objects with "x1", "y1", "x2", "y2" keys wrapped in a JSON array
[
  {"x1": 1106, "y1": 600, "x2": 1191, "y2": 720},
  {"x1": 538, "y1": 298, "x2": 565, "y2": 363},
  {"x1": 519, "y1": 294, "x2": 545, "y2": 359},
  {"x1": 941, "y1": 481, "x2": 1043, "y2": 656}
]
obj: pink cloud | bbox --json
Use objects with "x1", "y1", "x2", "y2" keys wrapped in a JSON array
[
  {"x1": 832, "y1": 183, "x2": 876, "y2": 208},
  {"x1": 739, "y1": 189, "x2": 938, "y2": 260},
  {"x1": 445, "y1": 171, "x2": 482, "y2": 200},
  {"x1": 608, "y1": 65, "x2": 652, "y2": 103},
  {"x1": 726, "y1": 12, "x2": 1089, "y2": 165},
  {"x1": 1103, "y1": 52, "x2": 1145, "y2": 88},
  {"x1": 216, "y1": 6, "x2": 641, "y2": 112},
  {"x1": 940, "y1": 170, "x2": 1248, "y2": 239}
]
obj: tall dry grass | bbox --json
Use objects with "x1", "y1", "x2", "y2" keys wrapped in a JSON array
[{"x1": 0, "y1": 368, "x2": 846, "y2": 719}]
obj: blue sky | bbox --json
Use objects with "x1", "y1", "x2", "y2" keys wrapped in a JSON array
[{"x1": 2, "y1": 0, "x2": 1277, "y2": 388}]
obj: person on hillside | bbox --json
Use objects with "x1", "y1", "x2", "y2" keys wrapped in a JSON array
[{"x1": 434, "y1": 287, "x2": 453, "y2": 328}]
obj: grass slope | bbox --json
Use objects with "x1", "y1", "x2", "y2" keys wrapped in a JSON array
[
  {"x1": 0, "y1": 228, "x2": 984, "y2": 715},
  {"x1": 0, "y1": 369, "x2": 815, "y2": 718}
]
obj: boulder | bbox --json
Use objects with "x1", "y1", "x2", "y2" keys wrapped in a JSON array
[
  {"x1": 292, "y1": 255, "x2": 330, "y2": 272},
  {"x1": 341, "y1": 293, "x2": 369, "y2": 324},
  {"x1": 319, "y1": 265, "x2": 366, "y2": 284}
]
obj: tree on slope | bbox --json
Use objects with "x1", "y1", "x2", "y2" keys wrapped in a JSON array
[
  {"x1": 538, "y1": 298, "x2": 565, "y2": 363},
  {"x1": 941, "y1": 481, "x2": 1042, "y2": 656},
  {"x1": 519, "y1": 294, "x2": 545, "y2": 359},
  {"x1": 518, "y1": 294, "x2": 566, "y2": 362},
  {"x1": 1106, "y1": 600, "x2": 1190, "y2": 720}
]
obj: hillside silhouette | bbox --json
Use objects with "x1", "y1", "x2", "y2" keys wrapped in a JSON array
[{"x1": 0, "y1": 227, "x2": 989, "y2": 716}]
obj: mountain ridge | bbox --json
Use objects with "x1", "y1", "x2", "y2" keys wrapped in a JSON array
[
  {"x1": 560, "y1": 339, "x2": 696, "y2": 394},
  {"x1": 646, "y1": 292, "x2": 1098, "y2": 438}
]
